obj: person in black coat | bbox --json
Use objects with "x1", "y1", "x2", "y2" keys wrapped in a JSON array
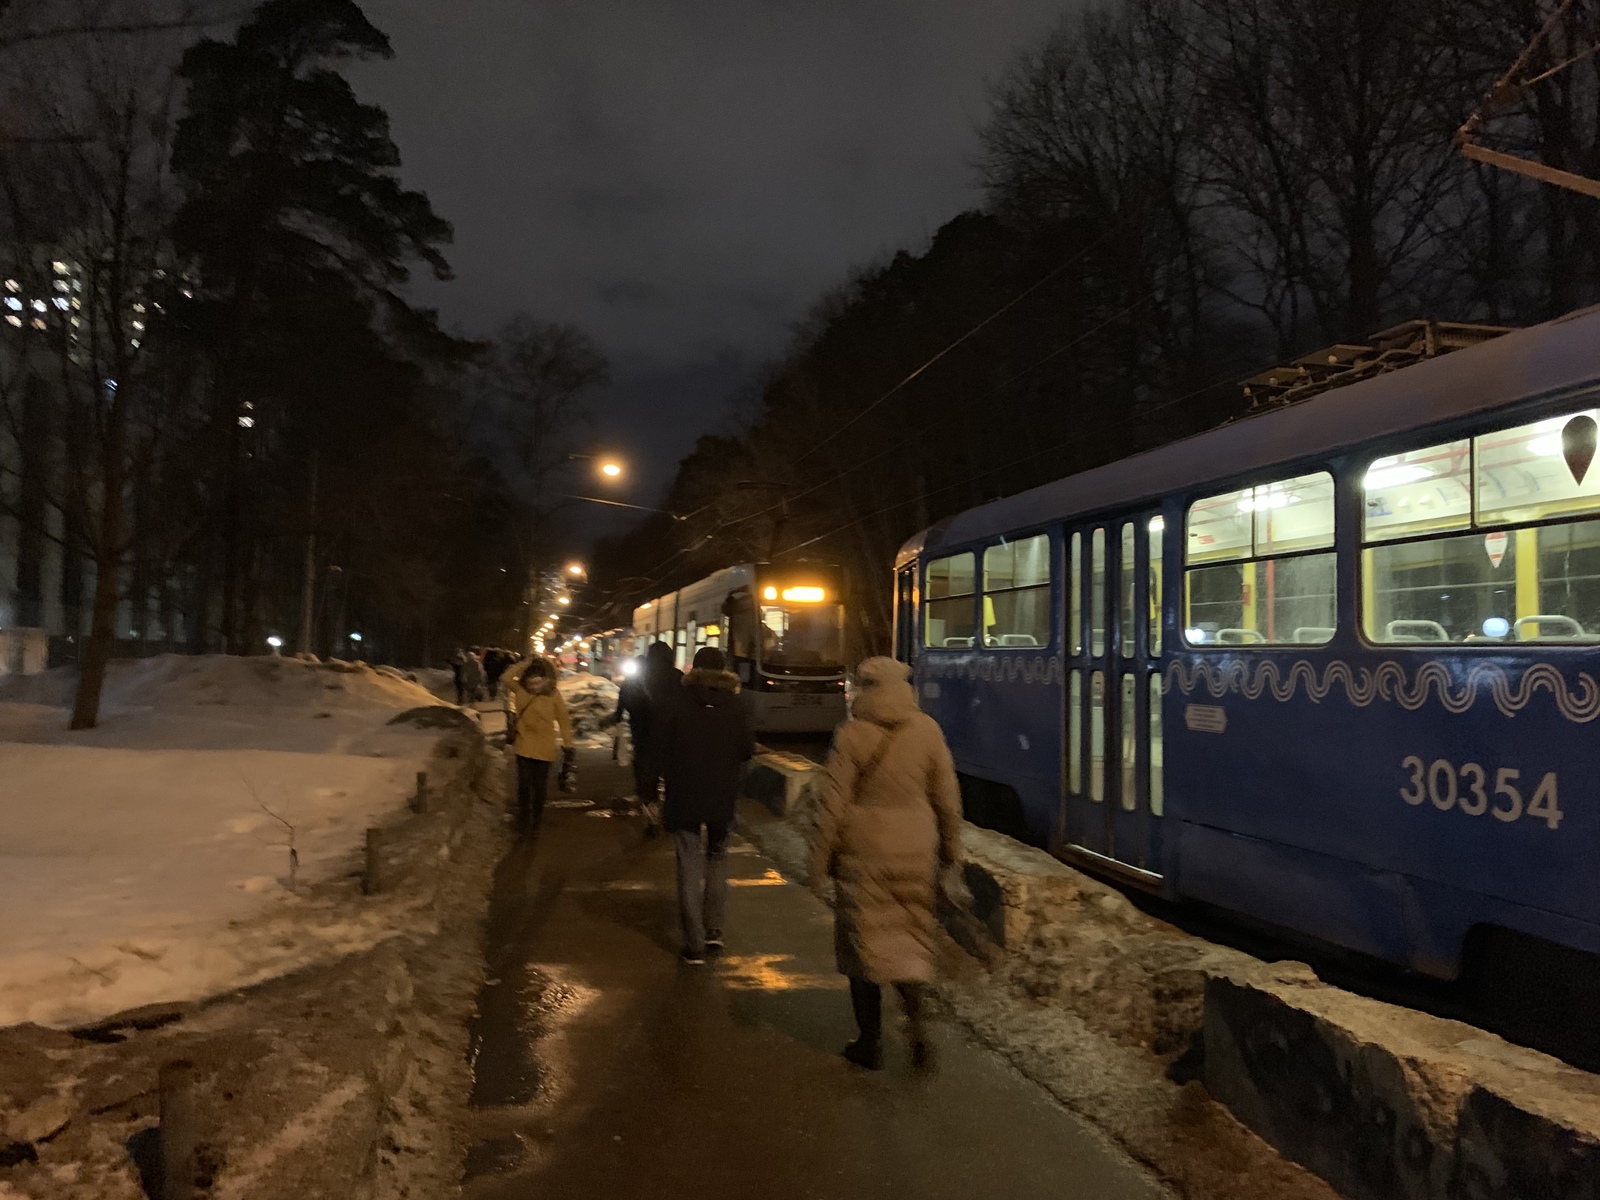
[
  {"x1": 613, "y1": 640, "x2": 681, "y2": 808},
  {"x1": 659, "y1": 646, "x2": 755, "y2": 964}
]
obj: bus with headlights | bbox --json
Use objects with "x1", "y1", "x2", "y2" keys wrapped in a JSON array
[{"x1": 631, "y1": 562, "x2": 848, "y2": 734}]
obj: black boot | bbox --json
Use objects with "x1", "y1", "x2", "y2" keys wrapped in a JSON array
[
  {"x1": 898, "y1": 983, "x2": 932, "y2": 1071},
  {"x1": 844, "y1": 978, "x2": 883, "y2": 1070}
]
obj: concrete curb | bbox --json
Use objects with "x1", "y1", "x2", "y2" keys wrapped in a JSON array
[{"x1": 1203, "y1": 961, "x2": 1600, "y2": 1200}]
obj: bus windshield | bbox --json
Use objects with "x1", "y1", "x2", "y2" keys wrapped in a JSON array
[{"x1": 759, "y1": 605, "x2": 844, "y2": 674}]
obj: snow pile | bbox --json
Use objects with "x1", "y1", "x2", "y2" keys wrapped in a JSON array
[
  {"x1": 558, "y1": 673, "x2": 619, "y2": 745},
  {"x1": 0, "y1": 654, "x2": 443, "y2": 714},
  {"x1": 0, "y1": 653, "x2": 443, "y2": 1030}
]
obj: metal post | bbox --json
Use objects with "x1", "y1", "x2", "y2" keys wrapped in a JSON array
[
  {"x1": 159, "y1": 1060, "x2": 196, "y2": 1200},
  {"x1": 412, "y1": 771, "x2": 428, "y2": 814},
  {"x1": 363, "y1": 827, "x2": 383, "y2": 895}
]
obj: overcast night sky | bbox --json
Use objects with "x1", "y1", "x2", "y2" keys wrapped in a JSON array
[{"x1": 351, "y1": 1, "x2": 1067, "y2": 513}]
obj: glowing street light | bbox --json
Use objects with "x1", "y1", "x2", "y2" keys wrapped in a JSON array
[
  {"x1": 349, "y1": 632, "x2": 363, "y2": 643},
  {"x1": 599, "y1": 460, "x2": 623, "y2": 478},
  {"x1": 557, "y1": 595, "x2": 570, "y2": 606},
  {"x1": 266, "y1": 635, "x2": 284, "y2": 652},
  {"x1": 566, "y1": 562, "x2": 585, "y2": 576}
]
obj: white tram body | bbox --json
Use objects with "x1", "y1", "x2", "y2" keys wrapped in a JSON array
[{"x1": 631, "y1": 563, "x2": 848, "y2": 735}]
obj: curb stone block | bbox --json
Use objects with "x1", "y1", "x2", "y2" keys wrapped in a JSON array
[{"x1": 1202, "y1": 963, "x2": 1600, "y2": 1200}]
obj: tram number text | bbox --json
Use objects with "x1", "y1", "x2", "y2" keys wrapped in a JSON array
[{"x1": 1398, "y1": 758, "x2": 1562, "y2": 830}]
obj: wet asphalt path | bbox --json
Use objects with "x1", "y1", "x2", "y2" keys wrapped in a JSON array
[{"x1": 462, "y1": 750, "x2": 1167, "y2": 1200}]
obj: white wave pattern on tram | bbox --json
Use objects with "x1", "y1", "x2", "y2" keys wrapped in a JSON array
[
  {"x1": 1164, "y1": 658, "x2": 1600, "y2": 724},
  {"x1": 924, "y1": 655, "x2": 1064, "y2": 686}
]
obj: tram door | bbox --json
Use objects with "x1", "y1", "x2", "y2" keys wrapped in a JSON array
[{"x1": 1062, "y1": 514, "x2": 1164, "y2": 877}]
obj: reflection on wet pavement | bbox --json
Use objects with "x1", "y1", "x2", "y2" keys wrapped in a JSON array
[{"x1": 463, "y1": 754, "x2": 1168, "y2": 1200}]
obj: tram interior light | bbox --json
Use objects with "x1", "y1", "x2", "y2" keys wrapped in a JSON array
[
  {"x1": 1483, "y1": 617, "x2": 1511, "y2": 638},
  {"x1": 1185, "y1": 627, "x2": 1207, "y2": 643},
  {"x1": 1364, "y1": 459, "x2": 1434, "y2": 489}
]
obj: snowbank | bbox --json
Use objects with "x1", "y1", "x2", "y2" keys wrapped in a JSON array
[
  {"x1": 0, "y1": 654, "x2": 446, "y2": 1030},
  {"x1": 0, "y1": 653, "x2": 441, "y2": 713},
  {"x1": 558, "y1": 673, "x2": 619, "y2": 746}
]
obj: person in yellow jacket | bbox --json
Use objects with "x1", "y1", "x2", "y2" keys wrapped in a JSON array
[{"x1": 507, "y1": 657, "x2": 574, "y2": 830}]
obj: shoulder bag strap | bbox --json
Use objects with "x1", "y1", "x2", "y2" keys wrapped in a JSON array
[{"x1": 850, "y1": 720, "x2": 907, "y2": 803}]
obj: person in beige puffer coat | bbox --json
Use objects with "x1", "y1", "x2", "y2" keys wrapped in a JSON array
[{"x1": 810, "y1": 656, "x2": 962, "y2": 1070}]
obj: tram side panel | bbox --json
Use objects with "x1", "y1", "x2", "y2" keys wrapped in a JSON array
[
  {"x1": 919, "y1": 650, "x2": 1063, "y2": 843},
  {"x1": 1165, "y1": 644, "x2": 1600, "y2": 976}
]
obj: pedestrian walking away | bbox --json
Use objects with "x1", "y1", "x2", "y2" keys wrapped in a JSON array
[
  {"x1": 608, "y1": 641, "x2": 682, "y2": 832},
  {"x1": 660, "y1": 647, "x2": 754, "y2": 964},
  {"x1": 463, "y1": 646, "x2": 487, "y2": 703},
  {"x1": 810, "y1": 656, "x2": 962, "y2": 1071},
  {"x1": 450, "y1": 648, "x2": 469, "y2": 705},
  {"x1": 507, "y1": 656, "x2": 574, "y2": 832}
]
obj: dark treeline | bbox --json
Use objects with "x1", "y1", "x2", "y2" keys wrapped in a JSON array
[
  {"x1": 591, "y1": 0, "x2": 1600, "y2": 656},
  {"x1": 0, "y1": 0, "x2": 608, "y2": 725}
]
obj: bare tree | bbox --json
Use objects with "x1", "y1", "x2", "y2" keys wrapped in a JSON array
[
  {"x1": 477, "y1": 315, "x2": 608, "y2": 644},
  {"x1": 0, "y1": 8, "x2": 197, "y2": 727}
]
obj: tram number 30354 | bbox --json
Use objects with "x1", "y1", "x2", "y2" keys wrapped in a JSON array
[{"x1": 1398, "y1": 757, "x2": 1562, "y2": 829}]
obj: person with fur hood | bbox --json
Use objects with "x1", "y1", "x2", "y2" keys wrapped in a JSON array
[
  {"x1": 810, "y1": 656, "x2": 962, "y2": 1070},
  {"x1": 506, "y1": 656, "x2": 574, "y2": 831},
  {"x1": 659, "y1": 647, "x2": 755, "y2": 964}
]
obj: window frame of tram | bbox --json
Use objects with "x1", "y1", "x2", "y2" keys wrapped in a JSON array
[
  {"x1": 1182, "y1": 470, "x2": 1338, "y2": 647},
  {"x1": 1065, "y1": 514, "x2": 1166, "y2": 825},
  {"x1": 923, "y1": 552, "x2": 978, "y2": 648},
  {"x1": 981, "y1": 532, "x2": 1053, "y2": 649},
  {"x1": 1360, "y1": 406, "x2": 1600, "y2": 645}
]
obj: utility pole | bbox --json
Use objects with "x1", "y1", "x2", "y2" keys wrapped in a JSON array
[{"x1": 297, "y1": 451, "x2": 318, "y2": 657}]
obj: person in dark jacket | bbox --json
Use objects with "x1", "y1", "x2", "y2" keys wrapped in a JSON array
[
  {"x1": 659, "y1": 647, "x2": 754, "y2": 964},
  {"x1": 630, "y1": 641, "x2": 683, "y2": 806}
]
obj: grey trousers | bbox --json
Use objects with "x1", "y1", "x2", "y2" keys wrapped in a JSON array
[{"x1": 672, "y1": 824, "x2": 730, "y2": 953}]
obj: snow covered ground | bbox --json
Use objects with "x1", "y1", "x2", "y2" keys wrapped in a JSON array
[{"x1": 0, "y1": 655, "x2": 449, "y2": 1030}]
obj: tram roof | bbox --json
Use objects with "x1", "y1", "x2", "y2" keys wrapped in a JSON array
[{"x1": 898, "y1": 303, "x2": 1600, "y2": 566}]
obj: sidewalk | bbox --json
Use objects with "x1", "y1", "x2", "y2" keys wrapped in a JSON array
[{"x1": 462, "y1": 750, "x2": 1168, "y2": 1198}]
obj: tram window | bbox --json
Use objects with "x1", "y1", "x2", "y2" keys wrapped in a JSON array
[
  {"x1": 925, "y1": 553, "x2": 977, "y2": 647},
  {"x1": 1089, "y1": 670, "x2": 1105, "y2": 802},
  {"x1": 983, "y1": 534, "x2": 1051, "y2": 648},
  {"x1": 1070, "y1": 532, "x2": 1083, "y2": 657},
  {"x1": 1148, "y1": 674, "x2": 1164, "y2": 817},
  {"x1": 1119, "y1": 524, "x2": 1135, "y2": 657},
  {"x1": 1119, "y1": 674, "x2": 1136, "y2": 810},
  {"x1": 1184, "y1": 471, "x2": 1337, "y2": 645},
  {"x1": 1365, "y1": 519, "x2": 1600, "y2": 643},
  {"x1": 1362, "y1": 406, "x2": 1600, "y2": 643},
  {"x1": 1091, "y1": 529, "x2": 1107, "y2": 656},
  {"x1": 1363, "y1": 438, "x2": 1471, "y2": 542},
  {"x1": 1068, "y1": 670, "x2": 1082, "y2": 794},
  {"x1": 1148, "y1": 516, "x2": 1164, "y2": 656},
  {"x1": 1476, "y1": 409, "x2": 1600, "y2": 526}
]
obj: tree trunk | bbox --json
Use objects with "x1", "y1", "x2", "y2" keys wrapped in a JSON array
[{"x1": 70, "y1": 545, "x2": 122, "y2": 729}]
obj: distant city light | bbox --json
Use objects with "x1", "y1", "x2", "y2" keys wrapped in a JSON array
[
  {"x1": 349, "y1": 632, "x2": 363, "y2": 642},
  {"x1": 567, "y1": 562, "x2": 585, "y2": 575},
  {"x1": 557, "y1": 596, "x2": 570, "y2": 606},
  {"x1": 266, "y1": 635, "x2": 284, "y2": 649}
]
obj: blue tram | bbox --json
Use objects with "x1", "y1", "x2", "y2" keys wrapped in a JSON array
[{"x1": 895, "y1": 307, "x2": 1600, "y2": 977}]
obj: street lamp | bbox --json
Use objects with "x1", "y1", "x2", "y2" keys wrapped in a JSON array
[
  {"x1": 599, "y1": 461, "x2": 623, "y2": 478},
  {"x1": 557, "y1": 595, "x2": 570, "y2": 606},
  {"x1": 566, "y1": 562, "x2": 585, "y2": 577}
]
